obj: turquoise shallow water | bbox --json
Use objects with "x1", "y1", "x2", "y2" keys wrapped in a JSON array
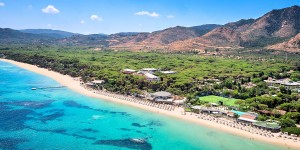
[
  {"x1": 230, "y1": 110, "x2": 246, "y2": 116},
  {"x1": 0, "y1": 61, "x2": 289, "y2": 150}
]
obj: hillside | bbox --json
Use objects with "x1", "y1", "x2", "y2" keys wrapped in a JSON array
[
  {"x1": 58, "y1": 34, "x2": 109, "y2": 47},
  {"x1": 0, "y1": 28, "x2": 54, "y2": 45},
  {"x1": 169, "y1": 5, "x2": 300, "y2": 51},
  {"x1": 110, "y1": 24, "x2": 221, "y2": 50},
  {"x1": 268, "y1": 33, "x2": 300, "y2": 52},
  {"x1": 20, "y1": 29, "x2": 78, "y2": 38}
]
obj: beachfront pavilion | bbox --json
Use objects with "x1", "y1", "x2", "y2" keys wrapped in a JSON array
[
  {"x1": 191, "y1": 105, "x2": 202, "y2": 113},
  {"x1": 86, "y1": 80, "x2": 105, "y2": 89},
  {"x1": 151, "y1": 91, "x2": 173, "y2": 103},
  {"x1": 237, "y1": 113, "x2": 258, "y2": 124},
  {"x1": 191, "y1": 106, "x2": 225, "y2": 115},
  {"x1": 253, "y1": 121, "x2": 281, "y2": 132},
  {"x1": 91, "y1": 80, "x2": 105, "y2": 85}
]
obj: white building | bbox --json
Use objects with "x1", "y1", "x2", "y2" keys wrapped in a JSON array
[
  {"x1": 91, "y1": 80, "x2": 105, "y2": 85},
  {"x1": 264, "y1": 77, "x2": 300, "y2": 91},
  {"x1": 144, "y1": 73, "x2": 160, "y2": 82},
  {"x1": 140, "y1": 68, "x2": 158, "y2": 73},
  {"x1": 161, "y1": 71, "x2": 176, "y2": 74},
  {"x1": 151, "y1": 91, "x2": 173, "y2": 103},
  {"x1": 122, "y1": 69, "x2": 136, "y2": 74}
]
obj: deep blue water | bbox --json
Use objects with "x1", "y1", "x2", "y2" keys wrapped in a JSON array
[{"x1": 0, "y1": 61, "x2": 289, "y2": 150}]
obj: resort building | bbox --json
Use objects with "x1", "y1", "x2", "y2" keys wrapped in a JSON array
[
  {"x1": 91, "y1": 80, "x2": 105, "y2": 85},
  {"x1": 86, "y1": 80, "x2": 105, "y2": 89},
  {"x1": 140, "y1": 68, "x2": 158, "y2": 73},
  {"x1": 237, "y1": 112, "x2": 258, "y2": 123},
  {"x1": 151, "y1": 91, "x2": 174, "y2": 103},
  {"x1": 264, "y1": 77, "x2": 300, "y2": 91},
  {"x1": 122, "y1": 69, "x2": 136, "y2": 74},
  {"x1": 161, "y1": 71, "x2": 176, "y2": 74},
  {"x1": 191, "y1": 105, "x2": 227, "y2": 115},
  {"x1": 144, "y1": 72, "x2": 160, "y2": 82},
  {"x1": 173, "y1": 97, "x2": 187, "y2": 105}
]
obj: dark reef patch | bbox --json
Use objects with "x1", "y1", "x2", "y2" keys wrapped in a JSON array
[
  {"x1": 0, "y1": 102, "x2": 11, "y2": 110},
  {"x1": 27, "y1": 127, "x2": 67, "y2": 134},
  {"x1": 71, "y1": 133, "x2": 96, "y2": 140},
  {"x1": 40, "y1": 111, "x2": 65, "y2": 123},
  {"x1": 94, "y1": 138, "x2": 152, "y2": 150},
  {"x1": 0, "y1": 108, "x2": 34, "y2": 131},
  {"x1": 82, "y1": 128, "x2": 99, "y2": 133},
  {"x1": 63, "y1": 100, "x2": 91, "y2": 109},
  {"x1": 120, "y1": 128, "x2": 132, "y2": 131},
  {"x1": 63, "y1": 100, "x2": 130, "y2": 116},
  {"x1": 8, "y1": 100, "x2": 55, "y2": 109},
  {"x1": 0, "y1": 138, "x2": 28, "y2": 150},
  {"x1": 147, "y1": 121, "x2": 163, "y2": 127},
  {"x1": 132, "y1": 123, "x2": 147, "y2": 128},
  {"x1": 27, "y1": 127, "x2": 96, "y2": 141}
]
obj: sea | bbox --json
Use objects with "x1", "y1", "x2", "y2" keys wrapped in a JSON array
[{"x1": 0, "y1": 61, "x2": 289, "y2": 150}]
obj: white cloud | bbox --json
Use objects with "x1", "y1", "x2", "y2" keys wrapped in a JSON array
[
  {"x1": 47, "y1": 24, "x2": 52, "y2": 27},
  {"x1": 167, "y1": 15, "x2": 175, "y2": 19},
  {"x1": 42, "y1": 5, "x2": 60, "y2": 14},
  {"x1": 80, "y1": 20, "x2": 85, "y2": 24},
  {"x1": 0, "y1": 2, "x2": 5, "y2": 7},
  {"x1": 134, "y1": 11, "x2": 160, "y2": 17},
  {"x1": 90, "y1": 15, "x2": 103, "y2": 21}
]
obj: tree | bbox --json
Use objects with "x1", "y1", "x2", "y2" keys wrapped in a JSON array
[
  {"x1": 283, "y1": 112, "x2": 300, "y2": 124},
  {"x1": 279, "y1": 86, "x2": 287, "y2": 94},
  {"x1": 280, "y1": 118, "x2": 296, "y2": 128},
  {"x1": 282, "y1": 127, "x2": 300, "y2": 135},
  {"x1": 224, "y1": 78, "x2": 233, "y2": 89}
]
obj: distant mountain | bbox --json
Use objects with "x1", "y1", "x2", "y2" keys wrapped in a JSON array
[
  {"x1": 169, "y1": 5, "x2": 300, "y2": 51},
  {"x1": 0, "y1": 28, "x2": 54, "y2": 45},
  {"x1": 1, "y1": 6, "x2": 299, "y2": 52},
  {"x1": 268, "y1": 33, "x2": 300, "y2": 52},
  {"x1": 112, "y1": 32, "x2": 141, "y2": 36},
  {"x1": 20, "y1": 29, "x2": 79, "y2": 39},
  {"x1": 111, "y1": 24, "x2": 221, "y2": 50},
  {"x1": 58, "y1": 34, "x2": 108, "y2": 47},
  {"x1": 58, "y1": 24, "x2": 221, "y2": 50}
]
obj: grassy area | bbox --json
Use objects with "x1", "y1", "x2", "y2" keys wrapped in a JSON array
[{"x1": 198, "y1": 95, "x2": 238, "y2": 106}]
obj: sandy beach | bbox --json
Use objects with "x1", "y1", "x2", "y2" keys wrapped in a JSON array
[{"x1": 1, "y1": 58, "x2": 299, "y2": 150}]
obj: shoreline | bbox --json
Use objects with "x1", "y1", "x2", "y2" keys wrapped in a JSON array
[{"x1": 1, "y1": 58, "x2": 299, "y2": 150}]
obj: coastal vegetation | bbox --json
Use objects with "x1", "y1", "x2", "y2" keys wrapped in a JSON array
[{"x1": 1, "y1": 47, "x2": 300, "y2": 133}]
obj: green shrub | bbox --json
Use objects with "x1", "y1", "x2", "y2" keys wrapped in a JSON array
[
  {"x1": 282, "y1": 127, "x2": 300, "y2": 135},
  {"x1": 280, "y1": 118, "x2": 296, "y2": 128}
]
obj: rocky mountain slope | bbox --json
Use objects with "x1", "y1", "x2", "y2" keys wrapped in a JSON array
[
  {"x1": 268, "y1": 33, "x2": 300, "y2": 51},
  {"x1": 169, "y1": 5, "x2": 300, "y2": 51}
]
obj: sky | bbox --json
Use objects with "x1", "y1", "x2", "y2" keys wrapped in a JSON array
[{"x1": 0, "y1": 0, "x2": 299, "y2": 34}]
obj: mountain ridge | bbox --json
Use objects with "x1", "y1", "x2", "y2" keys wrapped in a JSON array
[{"x1": 0, "y1": 5, "x2": 299, "y2": 52}]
